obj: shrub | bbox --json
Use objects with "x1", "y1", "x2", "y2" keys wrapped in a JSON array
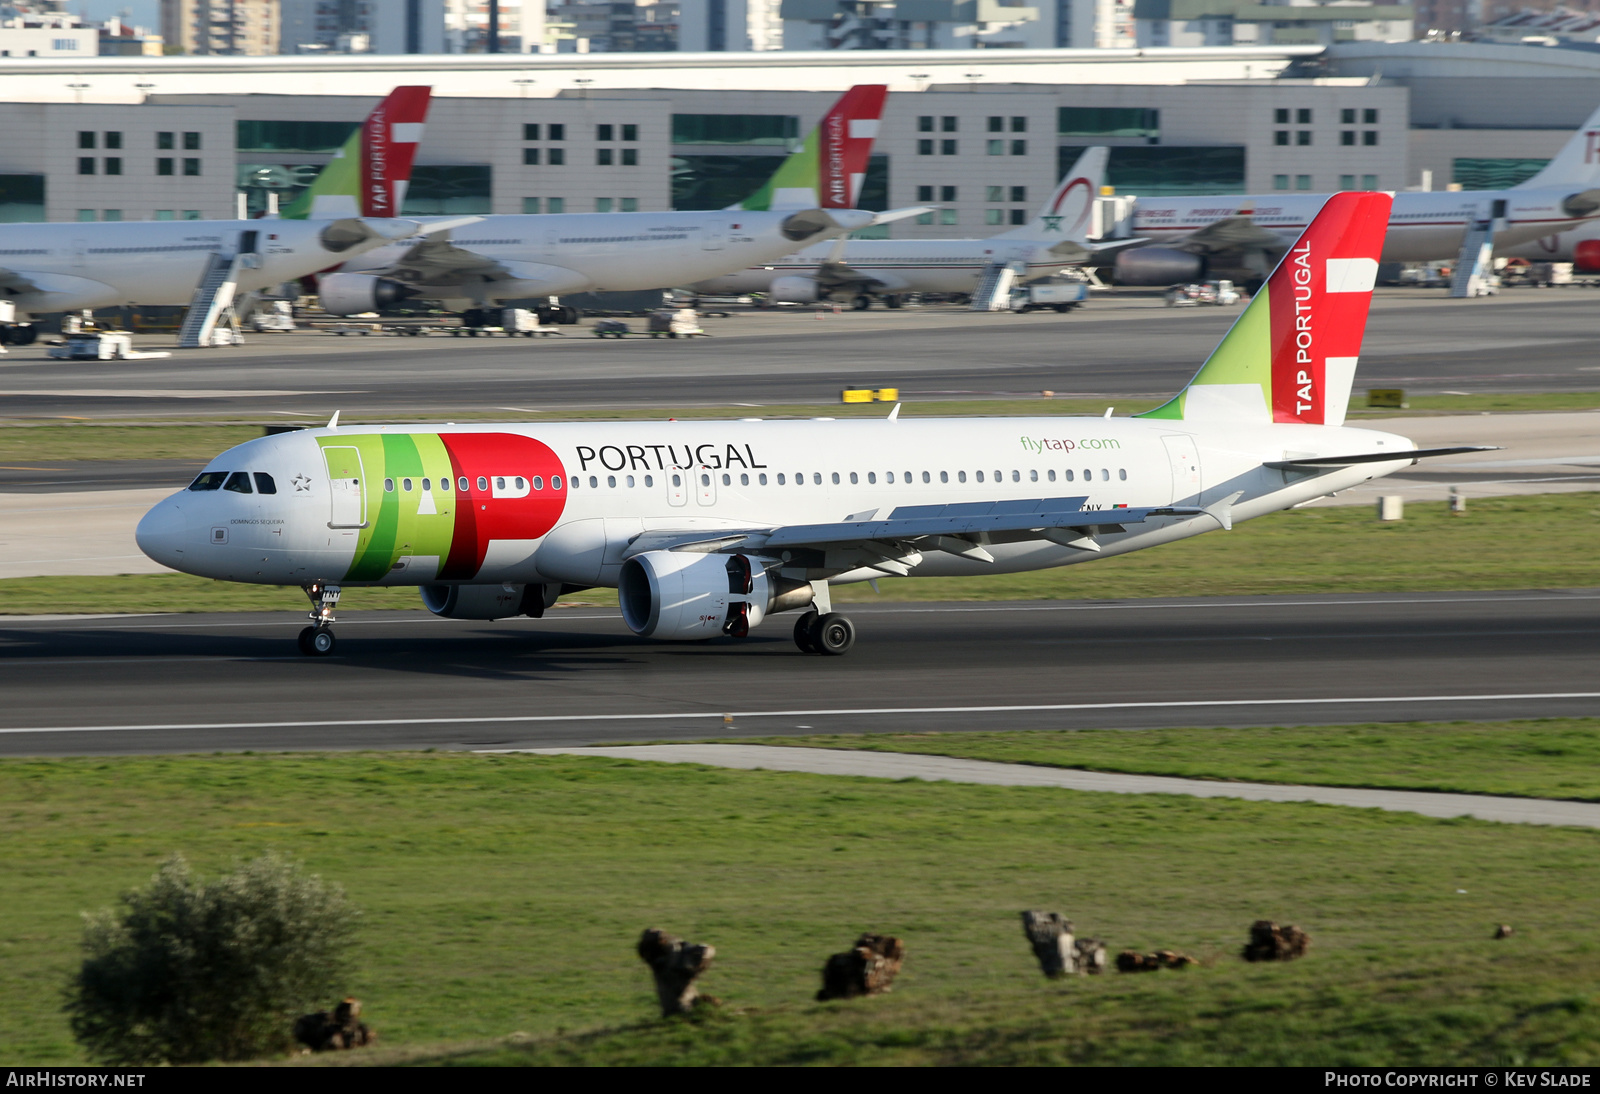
[{"x1": 64, "y1": 852, "x2": 359, "y2": 1064}]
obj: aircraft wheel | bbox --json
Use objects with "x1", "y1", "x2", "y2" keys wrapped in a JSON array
[
  {"x1": 852, "y1": 295, "x2": 871, "y2": 311},
  {"x1": 298, "y1": 626, "x2": 336, "y2": 656},
  {"x1": 793, "y1": 611, "x2": 821, "y2": 654},
  {"x1": 815, "y1": 613, "x2": 855, "y2": 656},
  {"x1": 15, "y1": 324, "x2": 35, "y2": 345}
]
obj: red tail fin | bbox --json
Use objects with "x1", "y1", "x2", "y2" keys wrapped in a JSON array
[
  {"x1": 1266, "y1": 191, "x2": 1391, "y2": 425},
  {"x1": 361, "y1": 85, "x2": 431, "y2": 218},
  {"x1": 817, "y1": 84, "x2": 888, "y2": 209}
]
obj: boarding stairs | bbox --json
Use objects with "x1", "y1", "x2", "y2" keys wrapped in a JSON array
[
  {"x1": 970, "y1": 261, "x2": 1021, "y2": 311},
  {"x1": 178, "y1": 230, "x2": 261, "y2": 348},
  {"x1": 1448, "y1": 200, "x2": 1505, "y2": 299}
]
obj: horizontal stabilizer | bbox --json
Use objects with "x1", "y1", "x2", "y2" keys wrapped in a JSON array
[{"x1": 1265, "y1": 445, "x2": 1499, "y2": 469}]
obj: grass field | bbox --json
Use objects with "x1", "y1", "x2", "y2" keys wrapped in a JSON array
[
  {"x1": 3, "y1": 393, "x2": 1598, "y2": 462},
  {"x1": 3, "y1": 492, "x2": 1596, "y2": 615},
  {"x1": 745, "y1": 719, "x2": 1600, "y2": 803},
  {"x1": 2, "y1": 749, "x2": 1598, "y2": 1067}
]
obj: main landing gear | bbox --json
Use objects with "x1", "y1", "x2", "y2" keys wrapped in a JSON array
[
  {"x1": 298, "y1": 581, "x2": 342, "y2": 656},
  {"x1": 793, "y1": 610, "x2": 856, "y2": 656}
]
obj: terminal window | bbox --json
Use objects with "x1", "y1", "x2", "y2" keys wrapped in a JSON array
[
  {"x1": 1297, "y1": 109, "x2": 1312, "y2": 124},
  {"x1": 183, "y1": 211, "x2": 200, "y2": 219},
  {"x1": 1296, "y1": 175, "x2": 1312, "y2": 190},
  {"x1": 939, "y1": 209, "x2": 957, "y2": 225},
  {"x1": 1341, "y1": 131, "x2": 1355, "y2": 146},
  {"x1": 941, "y1": 185, "x2": 956, "y2": 201},
  {"x1": 942, "y1": 117, "x2": 958, "y2": 132},
  {"x1": 77, "y1": 158, "x2": 94, "y2": 175},
  {"x1": 105, "y1": 158, "x2": 122, "y2": 176},
  {"x1": 1059, "y1": 145, "x2": 1245, "y2": 197},
  {"x1": 1364, "y1": 109, "x2": 1378, "y2": 124},
  {"x1": 988, "y1": 116, "x2": 1004, "y2": 132},
  {"x1": 622, "y1": 149, "x2": 638, "y2": 166},
  {"x1": 236, "y1": 120, "x2": 356, "y2": 154},
  {"x1": 549, "y1": 124, "x2": 565, "y2": 141},
  {"x1": 622, "y1": 124, "x2": 637, "y2": 141},
  {"x1": 918, "y1": 185, "x2": 933, "y2": 201},
  {"x1": 548, "y1": 197, "x2": 565, "y2": 213},
  {"x1": 1275, "y1": 108, "x2": 1289, "y2": 124},
  {"x1": 1341, "y1": 108, "x2": 1356, "y2": 124},
  {"x1": 597, "y1": 198, "x2": 613, "y2": 212},
  {"x1": 988, "y1": 140, "x2": 1004, "y2": 156},
  {"x1": 523, "y1": 148, "x2": 540, "y2": 165},
  {"x1": 1274, "y1": 174, "x2": 1289, "y2": 190},
  {"x1": 523, "y1": 197, "x2": 540, "y2": 213},
  {"x1": 916, "y1": 211, "x2": 933, "y2": 225},
  {"x1": 1011, "y1": 186, "x2": 1026, "y2": 202},
  {"x1": 918, "y1": 139, "x2": 934, "y2": 155},
  {"x1": 105, "y1": 132, "x2": 122, "y2": 150},
  {"x1": 154, "y1": 210, "x2": 174, "y2": 220},
  {"x1": 986, "y1": 209, "x2": 1003, "y2": 225},
  {"x1": 1340, "y1": 174, "x2": 1355, "y2": 188},
  {"x1": 1011, "y1": 117, "x2": 1027, "y2": 132},
  {"x1": 0, "y1": 174, "x2": 44, "y2": 222},
  {"x1": 987, "y1": 185, "x2": 1003, "y2": 201},
  {"x1": 1362, "y1": 174, "x2": 1378, "y2": 187},
  {"x1": 157, "y1": 158, "x2": 173, "y2": 175},
  {"x1": 157, "y1": 132, "x2": 174, "y2": 150},
  {"x1": 1297, "y1": 131, "x2": 1312, "y2": 146},
  {"x1": 549, "y1": 148, "x2": 565, "y2": 165},
  {"x1": 78, "y1": 131, "x2": 95, "y2": 149},
  {"x1": 1452, "y1": 157, "x2": 1548, "y2": 189},
  {"x1": 1363, "y1": 131, "x2": 1378, "y2": 146},
  {"x1": 918, "y1": 116, "x2": 934, "y2": 132},
  {"x1": 1010, "y1": 209, "x2": 1026, "y2": 225},
  {"x1": 183, "y1": 158, "x2": 201, "y2": 176},
  {"x1": 524, "y1": 124, "x2": 540, "y2": 140},
  {"x1": 597, "y1": 124, "x2": 614, "y2": 141},
  {"x1": 77, "y1": 209, "x2": 95, "y2": 221},
  {"x1": 1059, "y1": 107, "x2": 1159, "y2": 142},
  {"x1": 103, "y1": 209, "x2": 121, "y2": 221},
  {"x1": 672, "y1": 114, "x2": 796, "y2": 146},
  {"x1": 1011, "y1": 139, "x2": 1026, "y2": 155},
  {"x1": 621, "y1": 198, "x2": 637, "y2": 211},
  {"x1": 941, "y1": 139, "x2": 957, "y2": 155},
  {"x1": 401, "y1": 165, "x2": 492, "y2": 216},
  {"x1": 183, "y1": 132, "x2": 201, "y2": 150},
  {"x1": 597, "y1": 149, "x2": 614, "y2": 166},
  {"x1": 1275, "y1": 131, "x2": 1289, "y2": 146}
]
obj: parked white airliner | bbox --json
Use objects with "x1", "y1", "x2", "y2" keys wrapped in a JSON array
[
  {"x1": 1109, "y1": 100, "x2": 1600, "y2": 286},
  {"x1": 0, "y1": 86, "x2": 443, "y2": 344},
  {"x1": 317, "y1": 85, "x2": 895, "y2": 316},
  {"x1": 690, "y1": 148, "x2": 1132, "y2": 308},
  {"x1": 137, "y1": 191, "x2": 1490, "y2": 658}
]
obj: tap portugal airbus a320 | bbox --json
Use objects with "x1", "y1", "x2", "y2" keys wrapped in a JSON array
[{"x1": 137, "y1": 192, "x2": 1489, "y2": 657}]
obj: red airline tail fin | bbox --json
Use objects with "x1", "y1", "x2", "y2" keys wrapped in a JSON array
[
  {"x1": 361, "y1": 85, "x2": 431, "y2": 218},
  {"x1": 817, "y1": 84, "x2": 888, "y2": 208}
]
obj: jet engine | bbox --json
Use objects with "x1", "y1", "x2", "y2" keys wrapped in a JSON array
[
  {"x1": 620, "y1": 551, "x2": 813, "y2": 640},
  {"x1": 420, "y1": 583, "x2": 553, "y2": 620},
  {"x1": 1111, "y1": 247, "x2": 1206, "y2": 286},
  {"x1": 769, "y1": 275, "x2": 821, "y2": 304},
  {"x1": 318, "y1": 273, "x2": 421, "y2": 316}
]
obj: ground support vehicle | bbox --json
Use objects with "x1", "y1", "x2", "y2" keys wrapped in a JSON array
[{"x1": 1010, "y1": 282, "x2": 1089, "y2": 313}]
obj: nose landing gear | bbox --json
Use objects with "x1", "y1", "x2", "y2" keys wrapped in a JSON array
[{"x1": 298, "y1": 582, "x2": 342, "y2": 656}]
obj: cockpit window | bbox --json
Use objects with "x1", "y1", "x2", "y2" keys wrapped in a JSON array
[
  {"x1": 223, "y1": 471, "x2": 253, "y2": 494},
  {"x1": 188, "y1": 471, "x2": 227, "y2": 491},
  {"x1": 253, "y1": 472, "x2": 277, "y2": 495}
]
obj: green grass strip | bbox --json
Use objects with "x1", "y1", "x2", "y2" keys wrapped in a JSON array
[
  {"x1": 3, "y1": 751, "x2": 1598, "y2": 1066},
  {"x1": 742, "y1": 719, "x2": 1600, "y2": 803}
]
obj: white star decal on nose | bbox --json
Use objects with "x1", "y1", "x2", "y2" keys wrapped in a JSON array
[{"x1": 292, "y1": 474, "x2": 312, "y2": 492}]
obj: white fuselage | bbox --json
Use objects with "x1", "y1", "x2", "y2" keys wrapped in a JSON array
[
  {"x1": 0, "y1": 218, "x2": 400, "y2": 319},
  {"x1": 136, "y1": 416, "x2": 1417, "y2": 595},
  {"x1": 1130, "y1": 187, "x2": 1590, "y2": 263},
  {"x1": 692, "y1": 236, "x2": 1062, "y2": 297},
  {"x1": 336, "y1": 211, "x2": 865, "y2": 304}
]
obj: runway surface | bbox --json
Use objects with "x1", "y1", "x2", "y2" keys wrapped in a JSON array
[
  {"x1": 519, "y1": 745, "x2": 1600, "y2": 828},
  {"x1": 3, "y1": 290, "x2": 1599, "y2": 420},
  {"x1": 2, "y1": 589, "x2": 1597, "y2": 757}
]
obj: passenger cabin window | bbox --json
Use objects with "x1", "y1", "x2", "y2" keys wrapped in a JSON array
[
  {"x1": 384, "y1": 478, "x2": 395, "y2": 492},
  {"x1": 459, "y1": 476, "x2": 470, "y2": 491},
  {"x1": 439, "y1": 477, "x2": 450, "y2": 492},
  {"x1": 253, "y1": 472, "x2": 277, "y2": 494},
  {"x1": 532, "y1": 475, "x2": 543, "y2": 490},
  {"x1": 188, "y1": 471, "x2": 227, "y2": 491},
  {"x1": 403, "y1": 478, "x2": 413, "y2": 491},
  {"x1": 551, "y1": 476, "x2": 563, "y2": 490},
  {"x1": 223, "y1": 471, "x2": 253, "y2": 494},
  {"x1": 1119, "y1": 469, "x2": 1128, "y2": 481}
]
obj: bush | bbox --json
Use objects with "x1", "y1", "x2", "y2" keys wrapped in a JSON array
[{"x1": 64, "y1": 852, "x2": 359, "y2": 1064}]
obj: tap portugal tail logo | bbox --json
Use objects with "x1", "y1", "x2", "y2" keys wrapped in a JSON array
[
  {"x1": 738, "y1": 84, "x2": 887, "y2": 212},
  {"x1": 282, "y1": 86, "x2": 431, "y2": 220},
  {"x1": 1137, "y1": 191, "x2": 1390, "y2": 429}
]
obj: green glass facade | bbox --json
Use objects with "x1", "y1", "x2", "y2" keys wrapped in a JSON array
[
  {"x1": 1452, "y1": 157, "x2": 1548, "y2": 190},
  {"x1": 402, "y1": 166, "x2": 493, "y2": 215},
  {"x1": 0, "y1": 175, "x2": 45, "y2": 222},
  {"x1": 671, "y1": 153, "x2": 886, "y2": 211},
  {"x1": 1058, "y1": 107, "x2": 1160, "y2": 142},
  {"x1": 237, "y1": 120, "x2": 362, "y2": 155},
  {"x1": 1059, "y1": 145, "x2": 1245, "y2": 196},
  {"x1": 671, "y1": 114, "x2": 800, "y2": 147}
]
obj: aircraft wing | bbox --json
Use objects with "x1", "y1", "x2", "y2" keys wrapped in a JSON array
[
  {"x1": 385, "y1": 231, "x2": 507, "y2": 282},
  {"x1": 1046, "y1": 236, "x2": 1150, "y2": 263},
  {"x1": 0, "y1": 267, "x2": 42, "y2": 295},
  {"x1": 1170, "y1": 216, "x2": 1287, "y2": 255},
  {"x1": 1265, "y1": 446, "x2": 1499, "y2": 469},
  {"x1": 623, "y1": 496, "x2": 1205, "y2": 567}
]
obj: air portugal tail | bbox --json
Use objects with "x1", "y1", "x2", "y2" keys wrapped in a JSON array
[
  {"x1": 1137, "y1": 191, "x2": 1392, "y2": 429},
  {"x1": 735, "y1": 84, "x2": 889, "y2": 211},
  {"x1": 281, "y1": 85, "x2": 432, "y2": 219}
]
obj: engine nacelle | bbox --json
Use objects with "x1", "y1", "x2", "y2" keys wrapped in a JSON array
[
  {"x1": 420, "y1": 583, "x2": 550, "y2": 620},
  {"x1": 619, "y1": 551, "x2": 785, "y2": 640},
  {"x1": 1112, "y1": 247, "x2": 1206, "y2": 286},
  {"x1": 769, "y1": 275, "x2": 821, "y2": 304},
  {"x1": 318, "y1": 272, "x2": 420, "y2": 316}
]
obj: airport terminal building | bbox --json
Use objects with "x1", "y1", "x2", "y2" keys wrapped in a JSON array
[{"x1": 0, "y1": 41, "x2": 1593, "y2": 232}]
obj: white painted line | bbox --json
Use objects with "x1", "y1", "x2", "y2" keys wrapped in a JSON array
[
  {"x1": 3, "y1": 691, "x2": 1599, "y2": 736},
  {"x1": 505, "y1": 745, "x2": 1600, "y2": 830}
]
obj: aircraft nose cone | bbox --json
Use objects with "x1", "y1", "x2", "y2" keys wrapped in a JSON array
[{"x1": 135, "y1": 496, "x2": 187, "y2": 569}]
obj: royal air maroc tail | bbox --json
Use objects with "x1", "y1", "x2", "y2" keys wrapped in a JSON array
[
  {"x1": 281, "y1": 85, "x2": 432, "y2": 220},
  {"x1": 138, "y1": 191, "x2": 1494, "y2": 659},
  {"x1": 734, "y1": 84, "x2": 888, "y2": 211}
]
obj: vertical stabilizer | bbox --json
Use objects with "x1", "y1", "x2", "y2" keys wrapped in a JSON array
[
  {"x1": 734, "y1": 85, "x2": 889, "y2": 211},
  {"x1": 282, "y1": 86, "x2": 432, "y2": 220},
  {"x1": 1136, "y1": 191, "x2": 1391, "y2": 428},
  {"x1": 1513, "y1": 98, "x2": 1600, "y2": 190},
  {"x1": 994, "y1": 146, "x2": 1107, "y2": 243}
]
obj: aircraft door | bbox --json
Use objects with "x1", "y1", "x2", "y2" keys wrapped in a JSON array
[
  {"x1": 696, "y1": 466, "x2": 717, "y2": 506},
  {"x1": 1161, "y1": 434, "x2": 1201, "y2": 506},
  {"x1": 702, "y1": 223, "x2": 725, "y2": 251},
  {"x1": 667, "y1": 468, "x2": 688, "y2": 507},
  {"x1": 322, "y1": 445, "x2": 368, "y2": 528},
  {"x1": 71, "y1": 238, "x2": 87, "y2": 271}
]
